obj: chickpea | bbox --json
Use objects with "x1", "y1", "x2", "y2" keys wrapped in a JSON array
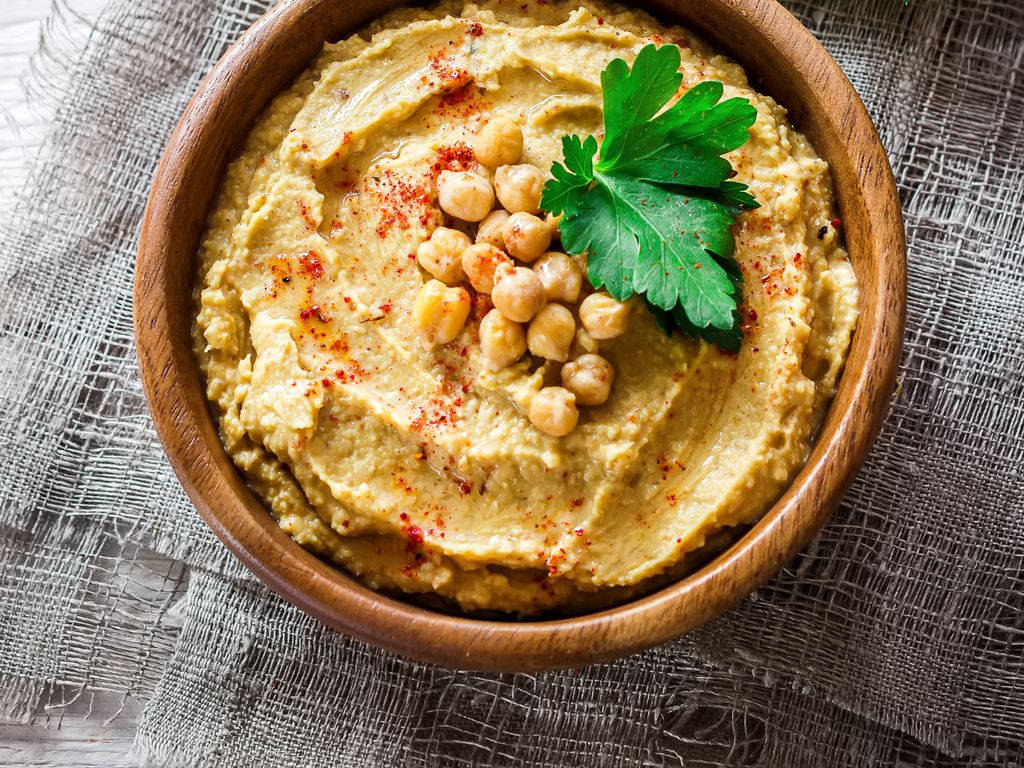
[
  {"x1": 527, "y1": 386, "x2": 578, "y2": 437},
  {"x1": 437, "y1": 170, "x2": 494, "y2": 222},
  {"x1": 461, "y1": 243, "x2": 512, "y2": 293},
  {"x1": 472, "y1": 116, "x2": 523, "y2": 168},
  {"x1": 527, "y1": 304, "x2": 575, "y2": 362},
  {"x1": 502, "y1": 212, "x2": 551, "y2": 263},
  {"x1": 494, "y1": 163, "x2": 546, "y2": 213},
  {"x1": 476, "y1": 210, "x2": 509, "y2": 249},
  {"x1": 491, "y1": 266, "x2": 546, "y2": 323},
  {"x1": 574, "y1": 326, "x2": 599, "y2": 354},
  {"x1": 416, "y1": 227, "x2": 470, "y2": 284},
  {"x1": 412, "y1": 279, "x2": 471, "y2": 347},
  {"x1": 479, "y1": 308, "x2": 527, "y2": 370},
  {"x1": 533, "y1": 251, "x2": 582, "y2": 303},
  {"x1": 578, "y1": 292, "x2": 631, "y2": 340},
  {"x1": 561, "y1": 353, "x2": 615, "y2": 406}
]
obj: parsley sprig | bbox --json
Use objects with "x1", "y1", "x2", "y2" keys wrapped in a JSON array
[{"x1": 540, "y1": 44, "x2": 759, "y2": 352}]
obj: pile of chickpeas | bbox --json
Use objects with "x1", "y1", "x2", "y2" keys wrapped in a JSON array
[{"x1": 411, "y1": 116, "x2": 630, "y2": 437}]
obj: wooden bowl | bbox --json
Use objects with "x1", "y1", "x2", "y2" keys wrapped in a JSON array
[{"x1": 134, "y1": 0, "x2": 905, "y2": 671}]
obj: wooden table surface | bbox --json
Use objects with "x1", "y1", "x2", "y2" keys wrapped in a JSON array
[{"x1": 0, "y1": 4, "x2": 151, "y2": 763}]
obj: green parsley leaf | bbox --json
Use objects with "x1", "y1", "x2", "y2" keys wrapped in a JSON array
[
  {"x1": 540, "y1": 43, "x2": 759, "y2": 348},
  {"x1": 541, "y1": 135, "x2": 596, "y2": 215},
  {"x1": 646, "y1": 263, "x2": 745, "y2": 353}
]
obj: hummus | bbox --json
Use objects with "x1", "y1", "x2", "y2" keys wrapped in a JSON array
[{"x1": 194, "y1": 0, "x2": 859, "y2": 613}]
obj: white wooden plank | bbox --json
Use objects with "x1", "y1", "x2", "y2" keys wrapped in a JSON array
[{"x1": 0, "y1": 693, "x2": 140, "y2": 767}]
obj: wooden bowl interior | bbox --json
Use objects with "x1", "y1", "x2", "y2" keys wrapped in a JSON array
[{"x1": 134, "y1": 0, "x2": 904, "y2": 671}]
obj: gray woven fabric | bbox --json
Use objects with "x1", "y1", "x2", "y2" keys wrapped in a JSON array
[{"x1": 1, "y1": 0, "x2": 1023, "y2": 765}]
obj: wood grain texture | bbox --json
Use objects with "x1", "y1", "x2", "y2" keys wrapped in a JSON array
[
  {"x1": 134, "y1": 0, "x2": 906, "y2": 672},
  {"x1": 0, "y1": 695, "x2": 140, "y2": 768}
]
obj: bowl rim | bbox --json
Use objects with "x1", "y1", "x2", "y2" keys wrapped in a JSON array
[{"x1": 134, "y1": 0, "x2": 906, "y2": 671}]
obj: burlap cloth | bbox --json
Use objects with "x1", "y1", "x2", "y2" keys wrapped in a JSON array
[{"x1": 1, "y1": 0, "x2": 1022, "y2": 764}]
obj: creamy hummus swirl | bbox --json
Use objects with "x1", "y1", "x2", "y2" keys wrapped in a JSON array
[{"x1": 194, "y1": 0, "x2": 858, "y2": 613}]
